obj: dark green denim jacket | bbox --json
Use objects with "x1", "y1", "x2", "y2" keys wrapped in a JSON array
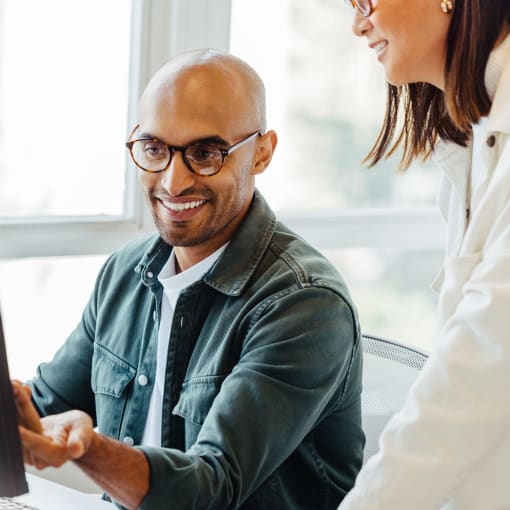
[{"x1": 30, "y1": 190, "x2": 364, "y2": 510}]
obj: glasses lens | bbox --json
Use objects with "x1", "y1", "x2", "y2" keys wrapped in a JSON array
[
  {"x1": 131, "y1": 139, "x2": 170, "y2": 172},
  {"x1": 185, "y1": 143, "x2": 224, "y2": 176},
  {"x1": 355, "y1": 0, "x2": 372, "y2": 16}
]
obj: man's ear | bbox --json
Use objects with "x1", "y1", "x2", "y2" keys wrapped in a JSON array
[{"x1": 251, "y1": 130, "x2": 278, "y2": 176}]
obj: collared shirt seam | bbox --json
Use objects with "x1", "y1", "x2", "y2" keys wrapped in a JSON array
[
  {"x1": 267, "y1": 240, "x2": 309, "y2": 287},
  {"x1": 246, "y1": 285, "x2": 304, "y2": 332},
  {"x1": 339, "y1": 330, "x2": 361, "y2": 404},
  {"x1": 245, "y1": 284, "x2": 355, "y2": 337},
  {"x1": 306, "y1": 431, "x2": 330, "y2": 509}
]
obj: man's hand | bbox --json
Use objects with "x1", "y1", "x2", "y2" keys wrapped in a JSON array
[
  {"x1": 12, "y1": 382, "x2": 149, "y2": 508},
  {"x1": 20, "y1": 410, "x2": 94, "y2": 470},
  {"x1": 12, "y1": 381, "x2": 42, "y2": 434},
  {"x1": 12, "y1": 381, "x2": 94, "y2": 470}
]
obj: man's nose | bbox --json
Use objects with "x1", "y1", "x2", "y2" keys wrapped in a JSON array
[
  {"x1": 352, "y1": 10, "x2": 371, "y2": 37},
  {"x1": 160, "y1": 151, "x2": 196, "y2": 196}
]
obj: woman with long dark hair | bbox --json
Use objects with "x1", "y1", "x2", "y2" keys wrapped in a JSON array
[{"x1": 339, "y1": 1, "x2": 510, "y2": 508}]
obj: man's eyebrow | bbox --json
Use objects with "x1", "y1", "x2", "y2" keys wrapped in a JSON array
[
  {"x1": 137, "y1": 131, "x2": 158, "y2": 139},
  {"x1": 197, "y1": 136, "x2": 229, "y2": 147},
  {"x1": 135, "y1": 131, "x2": 229, "y2": 147}
]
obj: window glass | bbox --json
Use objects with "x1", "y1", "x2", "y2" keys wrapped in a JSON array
[
  {"x1": 324, "y1": 247, "x2": 442, "y2": 351},
  {"x1": 229, "y1": 0, "x2": 439, "y2": 211},
  {"x1": 230, "y1": 0, "x2": 443, "y2": 350},
  {"x1": 0, "y1": 256, "x2": 107, "y2": 380},
  {"x1": 0, "y1": 0, "x2": 131, "y2": 219}
]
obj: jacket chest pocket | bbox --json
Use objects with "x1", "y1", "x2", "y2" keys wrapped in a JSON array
[
  {"x1": 172, "y1": 375, "x2": 226, "y2": 448},
  {"x1": 438, "y1": 252, "x2": 482, "y2": 326},
  {"x1": 91, "y1": 343, "x2": 136, "y2": 439}
]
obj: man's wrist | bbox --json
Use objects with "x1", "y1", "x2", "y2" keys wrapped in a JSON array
[
  {"x1": 75, "y1": 429, "x2": 101, "y2": 464},
  {"x1": 74, "y1": 432, "x2": 150, "y2": 509}
]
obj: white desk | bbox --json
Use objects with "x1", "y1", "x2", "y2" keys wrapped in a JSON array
[{"x1": 12, "y1": 474, "x2": 112, "y2": 509}]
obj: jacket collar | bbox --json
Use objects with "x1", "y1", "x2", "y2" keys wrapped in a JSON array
[
  {"x1": 432, "y1": 34, "x2": 510, "y2": 205},
  {"x1": 136, "y1": 189, "x2": 276, "y2": 296},
  {"x1": 204, "y1": 189, "x2": 276, "y2": 296},
  {"x1": 433, "y1": 138, "x2": 472, "y2": 210},
  {"x1": 135, "y1": 237, "x2": 172, "y2": 288},
  {"x1": 487, "y1": 33, "x2": 510, "y2": 135}
]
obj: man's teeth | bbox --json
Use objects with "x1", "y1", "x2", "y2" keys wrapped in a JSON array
[
  {"x1": 373, "y1": 41, "x2": 388, "y2": 55},
  {"x1": 163, "y1": 200, "x2": 205, "y2": 211}
]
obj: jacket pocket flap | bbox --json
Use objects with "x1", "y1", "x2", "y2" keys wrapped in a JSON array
[
  {"x1": 92, "y1": 343, "x2": 136, "y2": 397},
  {"x1": 172, "y1": 375, "x2": 226, "y2": 425}
]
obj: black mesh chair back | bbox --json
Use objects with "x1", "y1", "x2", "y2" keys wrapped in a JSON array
[{"x1": 361, "y1": 333, "x2": 428, "y2": 463}]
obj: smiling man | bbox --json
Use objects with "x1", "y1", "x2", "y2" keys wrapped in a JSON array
[{"x1": 16, "y1": 49, "x2": 364, "y2": 510}]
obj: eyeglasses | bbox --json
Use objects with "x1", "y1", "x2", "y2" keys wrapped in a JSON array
[
  {"x1": 344, "y1": 0, "x2": 373, "y2": 17},
  {"x1": 126, "y1": 126, "x2": 261, "y2": 177}
]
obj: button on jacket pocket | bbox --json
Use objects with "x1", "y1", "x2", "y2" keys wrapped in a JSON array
[{"x1": 91, "y1": 343, "x2": 136, "y2": 438}]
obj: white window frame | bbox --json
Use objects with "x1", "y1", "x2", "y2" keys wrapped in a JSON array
[{"x1": 0, "y1": 0, "x2": 445, "y2": 259}]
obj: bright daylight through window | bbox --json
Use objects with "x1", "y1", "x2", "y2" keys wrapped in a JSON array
[
  {"x1": 230, "y1": 0, "x2": 443, "y2": 350},
  {"x1": 0, "y1": 0, "x2": 131, "y2": 218},
  {"x1": 0, "y1": 0, "x2": 131, "y2": 379},
  {"x1": 0, "y1": 0, "x2": 444, "y2": 381}
]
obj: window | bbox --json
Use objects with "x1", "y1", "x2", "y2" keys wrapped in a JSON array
[
  {"x1": 229, "y1": 0, "x2": 444, "y2": 348},
  {"x1": 0, "y1": 0, "x2": 133, "y2": 377},
  {"x1": 0, "y1": 0, "x2": 444, "y2": 381},
  {"x1": 0, "y1": 0, "x2": 131, "y2": 219},
  {"x1": 323, "y1": 247, "x2": 442, "y2": 352},
  {"x1": 0, "y1": 256, "x2": 107, "y2": 380},
  {"x1": 230, "y1": 0, "x2": 440, "y2": 210},
  {"x1": 0, "y1": 0, "x2": 234, "y2": 377}
]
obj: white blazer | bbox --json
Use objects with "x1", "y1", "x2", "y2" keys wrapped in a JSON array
[{"x1": 340, "y1": 37, "x2": 510, "y2": 510}]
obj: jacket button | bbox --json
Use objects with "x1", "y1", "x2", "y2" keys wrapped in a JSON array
[
  {"x1": 487, "y1": 135, "x2": 496, "y2": 147},
  {"x1": 147, "y1": 271, "x2": 154, "y2": 278},
  {"x1": 123, "y1": 436, "x2": 134, "y2": 446},
  {"x1": 138, "y1": 374, "x2": 149, "y2": 386}
]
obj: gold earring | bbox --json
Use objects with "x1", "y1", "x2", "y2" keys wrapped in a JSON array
[{"x1": 440, "y1": 0, "x2": 453, "y2": 13}]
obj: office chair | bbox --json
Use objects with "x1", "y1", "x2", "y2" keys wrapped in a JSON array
[{"x1": 361, "y1": 333, "x2": 428, "y2": 463}]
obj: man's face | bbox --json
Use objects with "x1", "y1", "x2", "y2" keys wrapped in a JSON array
[{"x1": 137, "y1": 67, "x2": 261, "y2": 262}]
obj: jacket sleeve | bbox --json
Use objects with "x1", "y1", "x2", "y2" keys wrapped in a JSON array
[
  {"x1": 138, "y1": 286, "x2": 362, "y2": 510},
  {"x1": 340, "y1": 208, "x2": 510, "y2": 509}
]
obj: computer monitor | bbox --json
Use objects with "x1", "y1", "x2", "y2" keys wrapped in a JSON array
[{"x1": 0, "y1": 307, "x2": 29, "y2": 497}]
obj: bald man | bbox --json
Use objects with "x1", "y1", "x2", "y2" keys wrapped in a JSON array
[{"x1": 15, "y1": 50, "x2": 364, "y2": 510}]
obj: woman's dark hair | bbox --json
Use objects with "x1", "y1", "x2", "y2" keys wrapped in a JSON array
[{"x1": 366, "y1": 0, "x2": 510, "y2": 170}]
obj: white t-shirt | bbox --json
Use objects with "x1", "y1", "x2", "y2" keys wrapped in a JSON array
[{"x1": 141, "y1": 244, "x2": 228, "y2": 447}]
